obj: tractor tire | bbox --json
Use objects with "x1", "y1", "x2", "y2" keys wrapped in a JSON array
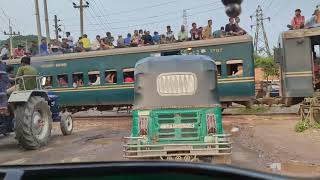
[
  {"x1": 60, "y1": 112, "x2": 73, "y2": 136},
  {"x1": 14, "y1": 96, "x2": 52, "y2": 150}
]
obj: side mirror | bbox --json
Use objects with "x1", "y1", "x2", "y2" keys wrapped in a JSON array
[{"x1": 41, "y1": 77, "x2": 47, "y2": 86}]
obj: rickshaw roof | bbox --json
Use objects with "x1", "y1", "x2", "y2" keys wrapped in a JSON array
[{"x1": 133, "y1": 55, "x2": 220, "y2": 110}]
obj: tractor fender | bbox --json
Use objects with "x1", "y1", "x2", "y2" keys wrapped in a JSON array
[{"x1": 8, "y1": 90, "x2": 49, "y2": 103}]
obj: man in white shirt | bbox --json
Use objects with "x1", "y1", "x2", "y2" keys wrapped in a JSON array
[
  {"x1": 91, "y1": 35, "x2": 101, "y2": 51},
  {"x1": 0, "y1": 44, "x2": 9, "y2": 60},
  {"x1": 91, "y1": 75, "x2": 101, "y2": 86},
  {"x1": 66, "y1": 32, "x2": 74, "y2": 49}
]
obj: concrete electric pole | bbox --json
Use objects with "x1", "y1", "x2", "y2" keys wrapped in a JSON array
[
  {"x1": 73, "y1": 0, "x2": 89, "y2": 37},
  {"x1": 54, "y1": 15, "x2": 62, "y2": 40},
  {"x1": 43, "y1": 0, "x2": 51, "y2": 43},
  {"x1": 4, "y1": 19, "x2": 21, "y2": 59},
  {"x1": 34, "y1": 0, "x2": 42, "y2": 47},
  {"x1": 250, "y1": 5, "x2": 272, "y2": 57}
]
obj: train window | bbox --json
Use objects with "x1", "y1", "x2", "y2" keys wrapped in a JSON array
[
  {"x1": 227, "y1": 60, "x2": 243, "y2": 77},
  {"x1": 215, "y1": 61, "x2": 222, "y2": 77},
  {"x1": 105, "y1": 70, "x2": 117, "y2": 84},
  {"x1": 161, "y1": 50, "x2": 181, "y2": 56},
  {"x1": 313, "y1": 45, "x2": 320, "y2": 59},
  {"x1": 88, "y1": 71, "x2": 101, "y2": 86},
  {"x1": 43, "y1": 76, "x2": 53, "y2": 89},
  {"x1": 72, "y1": 72, "x2": 84, "y2": 88},
  {"x1": 123, "y1": 68, "x2": 135, "y2": 83},
  {"x1": 57, "y1": 74, "x2": 68, "y2": 87}
]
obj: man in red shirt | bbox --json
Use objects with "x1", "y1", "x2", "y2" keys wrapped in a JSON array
[
  {"x1": 291, "y1": 9, "x2": 305, "y2": 30},
  {"x1": 14, "y1": 45, "x2": 25, "y2": 59}
]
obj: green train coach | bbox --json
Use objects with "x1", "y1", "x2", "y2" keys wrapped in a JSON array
[{"x1": 6, "y1": 35, "x2": 255, "y2": 111}]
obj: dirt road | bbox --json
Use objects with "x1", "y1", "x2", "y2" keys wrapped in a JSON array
[{"x1": 0, "y1": 115, "x2": 320, "y2": 177}]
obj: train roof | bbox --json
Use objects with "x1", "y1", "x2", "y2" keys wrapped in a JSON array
[
  {"x1": 6, "y1": 35, "x2": 252, "y2": 65},
  {"x1": 282, "y1": 28, "x2": 320, "y2": 39}
]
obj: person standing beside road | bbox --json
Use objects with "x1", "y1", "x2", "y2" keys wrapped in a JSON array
[{"x1": 6, "y1": 56, "x2": 38, "y2": 94}]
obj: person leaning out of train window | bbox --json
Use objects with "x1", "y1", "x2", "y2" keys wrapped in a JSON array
[
  {"x1": 59, "y1": 78, "x2": 68, "y2": 87},
  {"x1": 106, "y1": 72, "x2": 116, "y2": 84},
  {"x1": 233, "y1": 65, "x2": 244, "y2": 77},
  {"x1": 90, "y1": 75, "x2": 101, "y2": 86},
  {"x1": 288, "y1": 9, "x2": 305, "y2": 30},
  {"x1": 80, "y1": 34, "x2": 91, "y2": 51},
  {"x1": 7, "y1": 56, "x2": 38, "y2": 95},
  {"x1": 124, "y1": 73, "x2": 134, "y2": 83}
]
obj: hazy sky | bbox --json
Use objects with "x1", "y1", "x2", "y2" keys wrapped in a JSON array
[{"x1": 0, "y1": 0, "x2": 318, "y2": 47}]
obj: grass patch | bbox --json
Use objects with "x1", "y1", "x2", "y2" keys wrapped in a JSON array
[
  {"x1": 295, "y1": 120, "x2": 320, "y2": 133},
  {"x1": 237, "y1": 106, "x2": 269, "y2": 114}
]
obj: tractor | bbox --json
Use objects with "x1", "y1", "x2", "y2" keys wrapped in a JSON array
[{"x1": 0, "y1": 70, "x2": 73, "y2": 150}]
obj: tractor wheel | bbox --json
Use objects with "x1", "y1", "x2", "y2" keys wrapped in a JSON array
[
  {"x1": 14, "y1": 96, "x2": 52, "y2": 150},
  {"x1": 60, "y1": 112, "x2": 73, "y2": 136},
  {"x1": 211, "y1": 155, "x2": 232, "y2": 165}
]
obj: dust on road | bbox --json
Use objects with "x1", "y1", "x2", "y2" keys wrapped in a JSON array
[{"x1": 0, "y1": 115, "x2": 320, "y2": 177}]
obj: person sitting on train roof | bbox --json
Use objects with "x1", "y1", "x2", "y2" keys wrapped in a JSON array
[
  {"x1": 165, "y1": 25, "x2": 176, "y2": 43},
  {"x1": 90, "y1": 74, "x2": 101, "y2": 86},
  {"x1": 124, "y1": 33, "x2": 132, "y2": 47},
  {"x1": 287, "y1": 9, "x2": 305, "y2": 30},
  {"x1": 131, "y1": 30, "x2": 140, "y2": 47},
  {"x1": 178, "y1": 25, "x2": 188, "y2": 42},
  {"x1": 106, "y1": 72, "x2": 116, "y2": 84},
  {"x1": 153, "y1": 31, "x2": 161, "y2": 44},
  {"x1": 305, "y1": 9, "x2": 320, "y2": 29},
  {"x1": 213, "y1": 26, "x2": 225, "y2": 38},
  {"x1": 66, "y1": 32, "x2": 75, "y2": 49},
  {"x1": 225, "y1": 17, "x2": 240, "y2": 36},
  {"x1": 13, "y1": 45, "x2": 25, "y2": 59},
  {"x1": 117, "y1": 35, "x2": 126, "y2": 48},
  {"x1": 39, "y1": 38, "x2": 49, "y2": 56},
  {"x1": 142, "y1": 31, "x2": 154, "y2": 45},
  {"x1": 103, "y1": 32, "x2": 115, "y2": 48},
  {"x1": 0, "y1": 43, "x2": 9, "y2": 60},
  {"x1": 203, "y1": 19, "x2": 213, "y2": 40},
  {"x1": 74, "y1": 38, "x2": 84, "y2": 53},
  {"x1": 91, "y1": 35, "x2": 102, "y2": 51},
  {"x1": 29, "y1": 41, "x2": 39, "y2": 56},
  {"x1": 80, "y1": 34, "x2": 91, "y2": 51},
  {"x1": 235, "y1": 17, "x2": 247, "y2": 35},
  {"x1": 190, "y1": 22, "x2": 202, "y2": 41},
  {"x1": 160, "y1": 34, "x2": 167, "y2": 44}
]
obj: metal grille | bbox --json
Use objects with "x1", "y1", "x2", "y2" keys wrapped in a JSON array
[
  {"x1": 156, "y1": 73, "x2": 197, "y2": 96},
  {"x1": 155, "y1": 111, "x2": 200, "y2": 141}
]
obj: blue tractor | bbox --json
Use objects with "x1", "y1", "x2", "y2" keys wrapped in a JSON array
[{"x1": 0, "y1": 63, "x2": 73, "y2": 150}]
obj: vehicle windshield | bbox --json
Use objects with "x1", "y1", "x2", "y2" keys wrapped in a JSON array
[{"x1": 0, "y1": 0, "x2": 320, "y2": 179}]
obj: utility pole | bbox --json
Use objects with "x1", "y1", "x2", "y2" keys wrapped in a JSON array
[
  {"x1": 73, "y1": 0, "x2": 89, "y2": 36},
  {"x1": 54, "y1": 15, "x2": 59, "y2": 40},
  {"x1": 4, "y1": 19, "x2": 21, "y2": 58},
  {"x1": 34, "y1": 0, "x2": 42, "y2": 47},
  {"x1": 250, "y1": 5, "x2": 271, "y2": 57},
  {"x1": 43, "y1": 0, "x2": 50, "y2": 42},
  {"x1": 182, "y1": 9, "x2": 188, "y2": 31}
]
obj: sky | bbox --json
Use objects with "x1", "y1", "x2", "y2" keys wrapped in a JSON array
[{"x1": 0, "y1": 0, "x2": 319, "y2": 47}]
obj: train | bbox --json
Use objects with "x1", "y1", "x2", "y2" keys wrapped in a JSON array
[{"x1": 6, "y1": 35, "x2": 255, "y2": 113}]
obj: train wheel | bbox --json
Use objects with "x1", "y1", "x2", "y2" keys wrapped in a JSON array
[
  {"x1": 60, "y1": 112, "x2": 73, "y2": 136},
  {"x1": 15, "y1": 96, "x2": 52, "y2": 150}
]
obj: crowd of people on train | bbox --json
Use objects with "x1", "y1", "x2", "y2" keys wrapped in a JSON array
[
  {"x1": 288, "y1": 6, "x2": 320, "y2": 30},
  {"x1": 0, "y1": 17, "x2": 247, "y2": 60}
]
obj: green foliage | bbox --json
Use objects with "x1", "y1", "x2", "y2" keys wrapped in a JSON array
[
  {"x1": 0, "y1": 35, "x2": 39, "y2": 48},
  {"x1": 294, "y1": 120, "x2": 320, "y2": 133},
  {"x1": 255, "y1": 56, "x2": 279, "y2": 79}
]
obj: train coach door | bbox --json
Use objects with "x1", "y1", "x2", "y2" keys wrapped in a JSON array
[{"x1": 282, "y1": 36, "x2": 314, "y2": 99}]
